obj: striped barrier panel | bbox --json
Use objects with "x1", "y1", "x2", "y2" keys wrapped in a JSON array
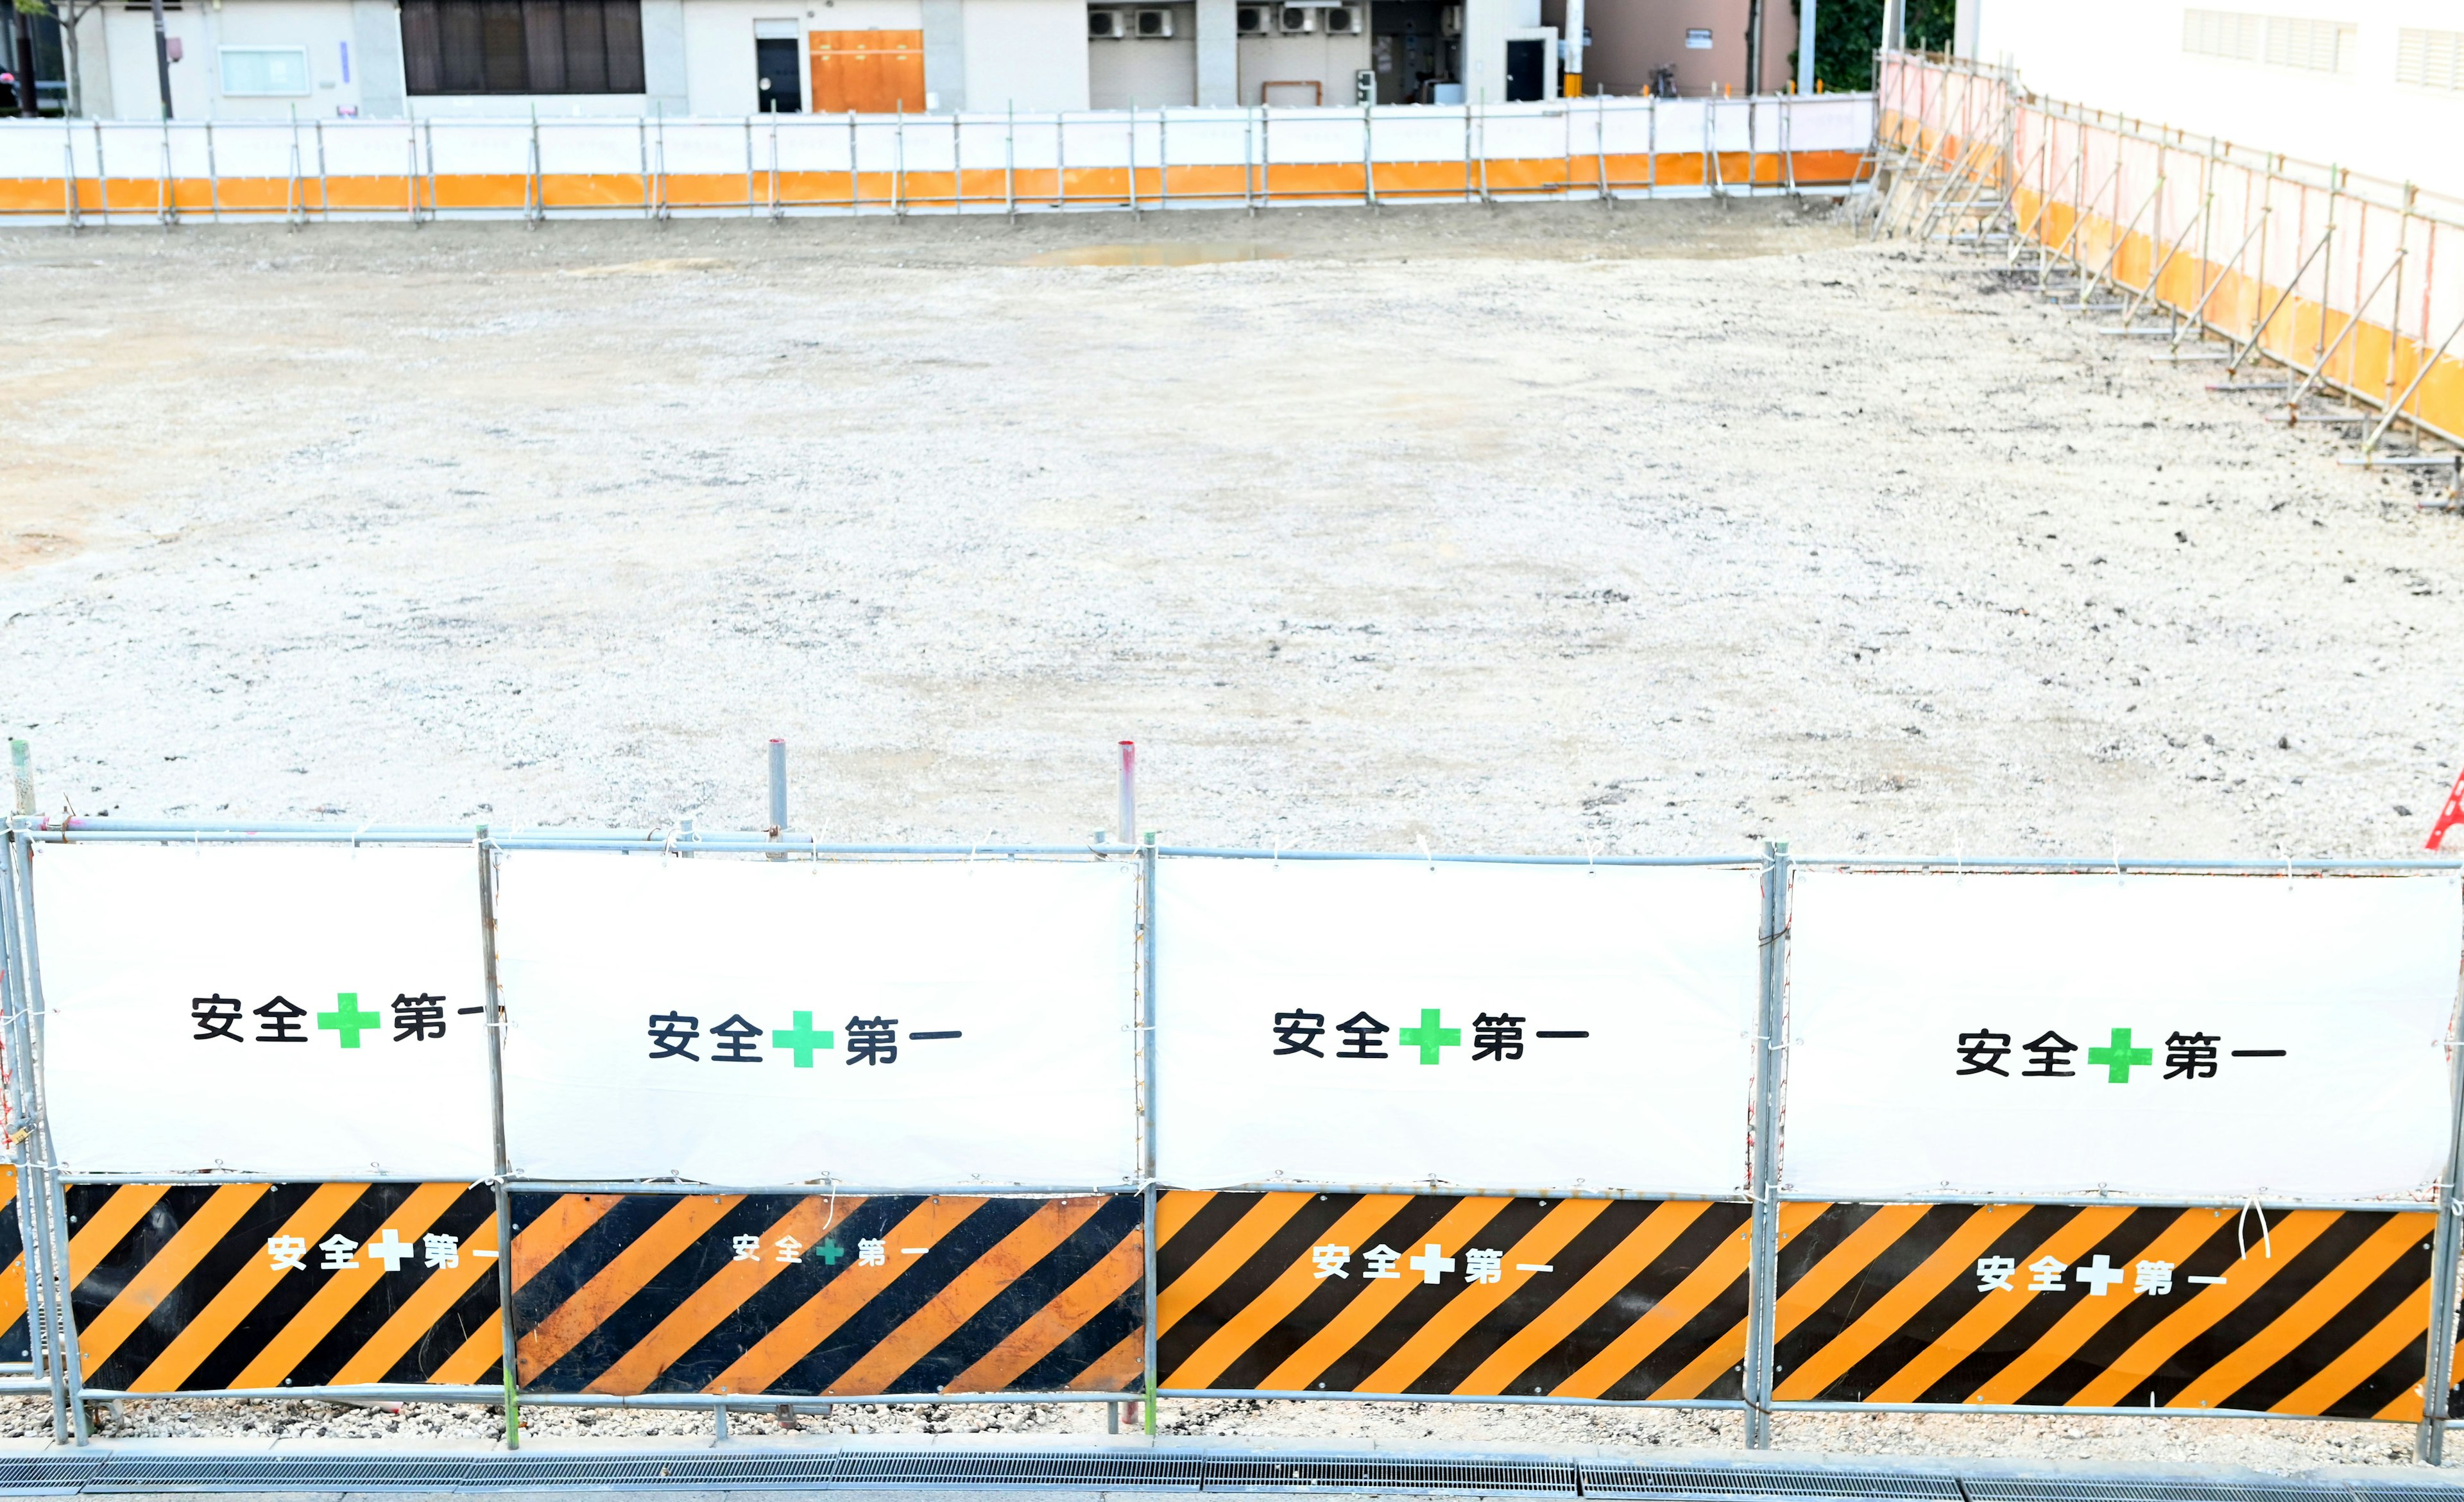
[
  {"x1": 1770, "y1": 1202, "x2": 2435, "y2": 1419},
  {"x1": 1155, "y1": 1191, "x2": 1756, "y2": 1400},
  {"x1": 60, "y1": 1181, "x2": 503, "y2": 1392},
  {"x1": 507, "y1": 1191, "x2": 1143, "y2": 1396},
  {"x1": 0, "y1": 1166, "x2": 28, "y2": 1363}
]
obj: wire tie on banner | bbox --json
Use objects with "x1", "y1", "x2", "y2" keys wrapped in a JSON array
[
  {"x1": 352, "y1": 820, "x2": 374, "y2": 849},
  {"x1": 1417, "y1": 835, "x2": 1435, "y2": 871},
  {"x1": 2237, "y1": 1195, "x2": 2272, "y2": 1260}
]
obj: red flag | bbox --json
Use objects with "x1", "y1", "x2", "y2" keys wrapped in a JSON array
[{"x1": 2429, "y1": 767, "x2": 2464, "y2": 851}]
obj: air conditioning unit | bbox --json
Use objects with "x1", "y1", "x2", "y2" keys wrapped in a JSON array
[
  {"x1": 1236, "y1": 3, "x2": 1270, "y2": 33},
  {"x1": 1277, "y1": 4, "x2": 1315, "y2": 32},
  {"x1": 1088, "y1": 8, "x2": 1129, "y2": 37},
  {"x1": 1134, "y1": 6, "x2": 1173, "y2": 36},
  {"x1": 1439, "y1": 3, "x2": 1462, "y2": 34},
  {"x1": 1322, "y1": 6, "x2": 1360, "y2": 33}
]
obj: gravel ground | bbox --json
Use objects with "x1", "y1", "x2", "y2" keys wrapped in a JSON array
[
  {"x1": 2, "y1": 198, "x2": 2457, "y2": 857},
  {"x1": 3, "y1": 198, "x2": 2461, "y2": 1470},
  {"x1": 0, "y1": 1392, "x2": 2435, "y2": 1471}
]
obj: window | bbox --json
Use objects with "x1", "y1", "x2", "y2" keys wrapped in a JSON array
[
  {"x1": 2182, "y1": 9, "x2": 2353, "y2": 74},
  {"x1": 219, "y1": 46, "x2": 311, "y2": 95},
  {"x1": 2397, "y1": 28, "x2": 2464, "y2": 91},
  {"x1": 400, "y1": 0, "x2": 644, "y2": 94}
]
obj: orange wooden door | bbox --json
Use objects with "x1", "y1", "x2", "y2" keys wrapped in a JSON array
[{"x1": 809, "y1": 30, "x2": 927, "y2": 113}]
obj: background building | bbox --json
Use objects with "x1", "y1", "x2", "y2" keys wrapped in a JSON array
[{"x1": 42, "y1": 0, "x2": 1797, "y2": 119}]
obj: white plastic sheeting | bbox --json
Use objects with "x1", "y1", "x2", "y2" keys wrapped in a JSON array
[
  {"x1": 34, "y1": 844, "x2": 495, "y2": 1179},
  {"x1": 1783, "y1": 869, "x2": 2464, "y2": 1203},
  {"x1": 493, "y1": 853, "x2": 1138, "y2": 1186},
  {"x1": 1151, "y1": 860, "x2": 1764, "y2": 1195}
]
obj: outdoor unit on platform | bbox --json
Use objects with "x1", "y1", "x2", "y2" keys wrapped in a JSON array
[
  {"x1": 1440, "y1": 4, "x2": 1461, "y2": 35},
  {"x1": 1277, "y1": 5, "x2": 1315, "y2": 33},
  {"x1": 1236, "y1": 3, "x2": 1270, "y2": 31},
  {"x1": 1134, "y1": 8, "x2": 1174, "y2": 37},
  {"x1": 1088, "y1": 8, "x2": 1129, "y2": 37},
  {"x1": 1323, "y1": 6, "x2": 1360, "y2": 34}
]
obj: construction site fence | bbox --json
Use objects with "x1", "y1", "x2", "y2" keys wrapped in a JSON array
[
  {"x1": 1876, "y1": 52, "x2": 2464, "y2": 453},
  {"x1": 1, "y1": 820, "x2": 2462, "y2": 1460},
  {"x1": 0, "y1": 92, "x2": 1874, "y2": 225}
]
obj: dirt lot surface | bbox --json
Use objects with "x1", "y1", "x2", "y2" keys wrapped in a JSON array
[
  {"x1": 3, "y1": 200, "x2": 2456, "y2": 858},
  {"x1": 2, "y1": 200, "x2": 2461, "y2": 1469}
]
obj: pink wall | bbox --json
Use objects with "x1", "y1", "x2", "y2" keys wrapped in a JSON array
[{"x1": 1545, "y1": 0, "x2": 1792, "y2": 97}]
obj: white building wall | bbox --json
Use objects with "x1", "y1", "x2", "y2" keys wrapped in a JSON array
[
  {"x1": 961, "y1": 0, "x2": 1086, "y2": 109},
  {"x1": 1972, "y1": 0, "x2": 2464, "y2": 203},
  {"x1": 681, "y1": 0, "x2": 808, "y2": 115},
  {"x1": 1089, "y1": 3, "x2": 1195, "y2": 107},
  {"x1": 1236, "y1": 26, "x2": 1371, "y2": 105},
  {"x1": 70, "y1": 0, "x2": 1102, "y2": 118}
]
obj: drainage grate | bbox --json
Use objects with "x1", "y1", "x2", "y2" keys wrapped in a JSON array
[
  {"x1": 1580, "y1": 1469, "x2": 1961, "y2": 1501},
  {"x1": 88, "y1": 1455, "x2": 475, "y2": 1492},
  {"x1": 2347, "y1": 1488, "x2": 2464, "y2": 1502},
  {"x1": 839, "y1": 1450, "x2": 1205, "y2": 1489},
  {"x1": 1962, "y1": 1482, "x2": 2349, "y2": 1502},
  {"x1": 1204, "y1": 1455, "x2": 1577, "y2": 1493},
  {"x1": 462, "y1": 1452, "x2": 834, "y2": 1489},
  {"x1": 0, "y1": 1458, "x2": 105, "y2": 1495}
]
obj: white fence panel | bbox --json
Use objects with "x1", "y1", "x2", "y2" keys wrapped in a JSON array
[
  {"x1": 1153, "y1": 860, "x2": 1763, "y2": 1195},
  {"x1": 496, "y1": 855, "x2": 1139, "y2": 1187},
  {"x1": 35, "y1": 844, "x2": 497, "y2": 1179},
  {"x1": 1784, "y1": 870, "x2": 2462, "y2": 1203}
]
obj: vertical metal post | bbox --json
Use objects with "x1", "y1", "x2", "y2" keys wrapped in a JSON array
[
  {"x1": 1794, "y1": 0, "x2": 1815, "y2": 96},
  {"x1": 1004, "y1": 102, "x2": 1015, "y2": 220},
  {"x1": 62, "y1": 128, "x2": 80, "y2": 230},
  {"x1": 9, "y1": 742, "x2": 30, "y2": 817},
  {"x1": 0, "y1": 828, "x2": 68, "y2": 1444},
  {"x1": 2417, "y1": 952, "x2": 2464, "y2": 1463},
  {"x1": 204, "y1": 121, "x2": 220, "y2": 222},
  {"x1": 1139, "y1": 834, "x2": 1159, "y2": 1438},
  {"x1": 1116, "y1": 741, "x2": 1136, "y2": 847},
  {"x1": 1364, "y1": 104, "x2": 1376, "y2": 209},
  {"x1": 315, "y1": 118, "x2": 329, "y2": 221},
  {"x1": 1125, "y1": 103, "x2": 1138, "y2": 218},
  {"x1": 1740, "y1": 839, "x2": 1790, "y2": 1450},
  {"x1": 10, "y1": 837, "x2": 87, "y2": 1444},
  {"x1": 766, "y1": 738, "x2": 788, "y2": 855},
  {"x1": 476, "y1": 831, "x2": 520, "y2": 1451}
]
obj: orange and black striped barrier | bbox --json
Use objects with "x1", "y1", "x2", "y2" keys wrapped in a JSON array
[
  {"x1": 61, "y1": 1181, "x2": 503, "y2": 1392},
  {"x1": 0, "y1": 1166, "x2": 29, "y2": 1364},
  {"x1": 1768, "y1": 1202, "x2": 2435, "y2": 1419},
  {"x1": 1155, "y1": 1191, "x2": 1756, "y2": 1399},
  {"x1": 507, "y1": 1191, "x2": 1143, "y2": 1396}
]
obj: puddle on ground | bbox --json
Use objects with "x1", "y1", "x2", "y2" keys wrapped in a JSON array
[
  {"x1": 1019, "y1": 243, "x2": 1287, "y2": 266},
  {"x1": 562, "y1": 257, "x2": 729, "y2": 277}
]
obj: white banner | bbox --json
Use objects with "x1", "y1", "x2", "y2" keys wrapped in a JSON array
[
  {"x1": 1153, "y1": 860, "x2": 1763, "y2": 1194},
  {"x1": 35, "y1": 844, "x2": 495, "y2": 1179},
  {"x1": 1784, "y1": 871, "x2": 2463, "y2": 1202},
  {"x1": 495, "y1": 854, "x2": 1137, "y2": 1186}
]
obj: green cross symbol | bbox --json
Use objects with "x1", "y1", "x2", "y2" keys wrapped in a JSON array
[
  {"x1": 317, "y1": 993, "x2": 382, "y2": 1049},
  {"x1": 1396, "y1": 1008, "x2": 1462, "y2": 1066},
  {"x1": 2087, "y1": 1027, "x2": 2153, "y2": 1083},
  {"x1": 773, "y1": 1011, "x2": 835, "y2": 1068},
  {"x1": 816, "y1": 1240, "x2": 845, "y2": 1267}
]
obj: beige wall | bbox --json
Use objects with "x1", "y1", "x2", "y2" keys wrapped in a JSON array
[{"x1": 1552, "y1": 0, "x2": 1789, "y2": 97}]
